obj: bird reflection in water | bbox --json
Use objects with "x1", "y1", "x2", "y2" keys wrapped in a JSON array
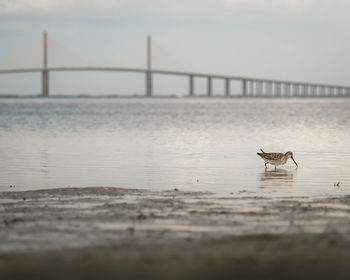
[{"x1": 260, "y1": 168, "x2": 297, "y2": 188}]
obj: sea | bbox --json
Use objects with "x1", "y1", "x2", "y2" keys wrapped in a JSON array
[{"x1": 1, "y1": 97, "x2": 350, "y2": 197}]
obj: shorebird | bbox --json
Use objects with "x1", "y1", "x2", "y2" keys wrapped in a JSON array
[{"x1": 257, "y1": 149, "x2": 298, "y2": 169}]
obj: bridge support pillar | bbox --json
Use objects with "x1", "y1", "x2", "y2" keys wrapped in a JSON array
[
  {"x1": 294, "y1": 84, "x2": 300, "y2": 96},
  {"x1": 284, "y1": 83, "x2": 290, "y2": 96},
  {"x1": 225, "y1": 78, "x2": 230, "y2": 96},
  {"x1": 337, "y1": 87, "x2": 342, "y2": 96},
  {"x1": 242, "y1": 80, "x2": 247, "y2": 96},
  {"x1": 189, "y1": 75, "x2": 194, "y2": 96},
  {"x1": 265, "y1": 82, "x2": 272, "y2": 96},
  {"x1": 255, "y1": 81, "x2": 261, "y2": 96},
  {"x1": 312, "y1": 85, "x2": 317, "y2": 96},
  {"x1": 249, "y1": 80, "x2": 254, "y2": 96},
  {"x1": 146, "y1": 35, "x2": 153, "y2": 97},
  {"x1": 257, "y1": 81, "x2": 263, "y2": 96},
  {"x1": 275, "y1": 82, "x2": 281, "y2": 97},
  {"x1": 42, "y1": 70, "x2": 49, "y2": 97},
  {"x1": 42, "y1": 31, "x2": 49, "y2": 97},
  {"x1": 207, "y1": 76, "x2": 212, "y2": 96},
  {"x1": 146, "y1": 71, "x2": 153, "y2": 97},
  {"x1": 256, "y1": 81, "x2": 263, "y2": 96}
]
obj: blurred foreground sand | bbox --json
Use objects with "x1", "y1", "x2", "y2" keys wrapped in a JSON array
[{"x1": 1, "y1": 187, "x2": 350, "y2": 280}]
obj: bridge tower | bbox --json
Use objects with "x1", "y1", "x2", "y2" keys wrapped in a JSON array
[
  {"x1": 42, "y1": 31, "x2": 49, "y2": 97},
  {"x1": 146, "y1": 35, "x2": 153, "y2": 97}
]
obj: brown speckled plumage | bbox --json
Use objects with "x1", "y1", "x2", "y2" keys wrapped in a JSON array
[{"x1": 257, "y1": 149, "x2": 298, "y2": 168}]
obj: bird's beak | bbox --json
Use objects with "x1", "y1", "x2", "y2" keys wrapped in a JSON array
[{"x1": 291, "y1": 156, "x2": 298, "y2": 167}]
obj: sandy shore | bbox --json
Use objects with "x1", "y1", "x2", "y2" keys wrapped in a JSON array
[{"x1": 1, "y1": 186, "x2": 350, "y2": 279}]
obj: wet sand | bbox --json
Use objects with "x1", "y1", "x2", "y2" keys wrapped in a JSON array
[{"x1": 1, "y1": 186, "x2": 350, "y2": 279}]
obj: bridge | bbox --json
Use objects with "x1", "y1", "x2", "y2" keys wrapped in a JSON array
[{"x1": 0, "y1": 32, "x2": 349, "y2": 97}]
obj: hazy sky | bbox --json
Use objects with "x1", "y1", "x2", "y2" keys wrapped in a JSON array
[{"x1": 0, "y1": 0, "x2": 349, "y2": 95}]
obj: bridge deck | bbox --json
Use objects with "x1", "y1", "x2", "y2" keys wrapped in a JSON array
[{"x1": 0, "y1": 67, "x2": 349, "y2": 90}]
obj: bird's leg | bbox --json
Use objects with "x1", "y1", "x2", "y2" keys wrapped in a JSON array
[
  {"x1": 265, "y1": 163, "x2": 268, "y2": 169},
  {"x1": 274, "y1": 165, "x2": 277, "y2": 170}
]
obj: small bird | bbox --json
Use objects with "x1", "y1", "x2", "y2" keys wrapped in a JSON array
[{"x1": 257, "y1": 148, "x2": 298, "y2": 169}]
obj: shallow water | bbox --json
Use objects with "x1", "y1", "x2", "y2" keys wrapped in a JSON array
[{"x1": 0, "y1": 97, "x2": 350, "y2": 197}]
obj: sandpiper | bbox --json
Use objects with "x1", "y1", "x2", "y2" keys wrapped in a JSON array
[{"x1": 257, "y1": 149, "x2": 298, "y2": 169}]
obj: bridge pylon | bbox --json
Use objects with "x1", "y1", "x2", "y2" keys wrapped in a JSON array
[
  {"x1": 146, "y1": 35, "x2": 153, "y2": 97},
  {"x1": 42, "y1": 31, "x2": 49, "y2": 97}
]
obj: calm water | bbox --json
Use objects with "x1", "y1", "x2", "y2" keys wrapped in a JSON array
[{"x1": 1, "y1": 98, "x2": 350, "y2": 197}]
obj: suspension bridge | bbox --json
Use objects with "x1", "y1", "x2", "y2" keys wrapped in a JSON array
[{"x1": 0, "y1": 32, "x2": 349, "y2": 97}]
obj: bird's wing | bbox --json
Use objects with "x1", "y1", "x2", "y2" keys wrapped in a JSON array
[{"x1": 257, "y1": 153, "x2": 284, "y2": 160}]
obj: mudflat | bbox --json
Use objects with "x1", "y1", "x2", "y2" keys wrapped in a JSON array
[{"x1": 1, "y1": 186, "x2": 350, "y2": 280}]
